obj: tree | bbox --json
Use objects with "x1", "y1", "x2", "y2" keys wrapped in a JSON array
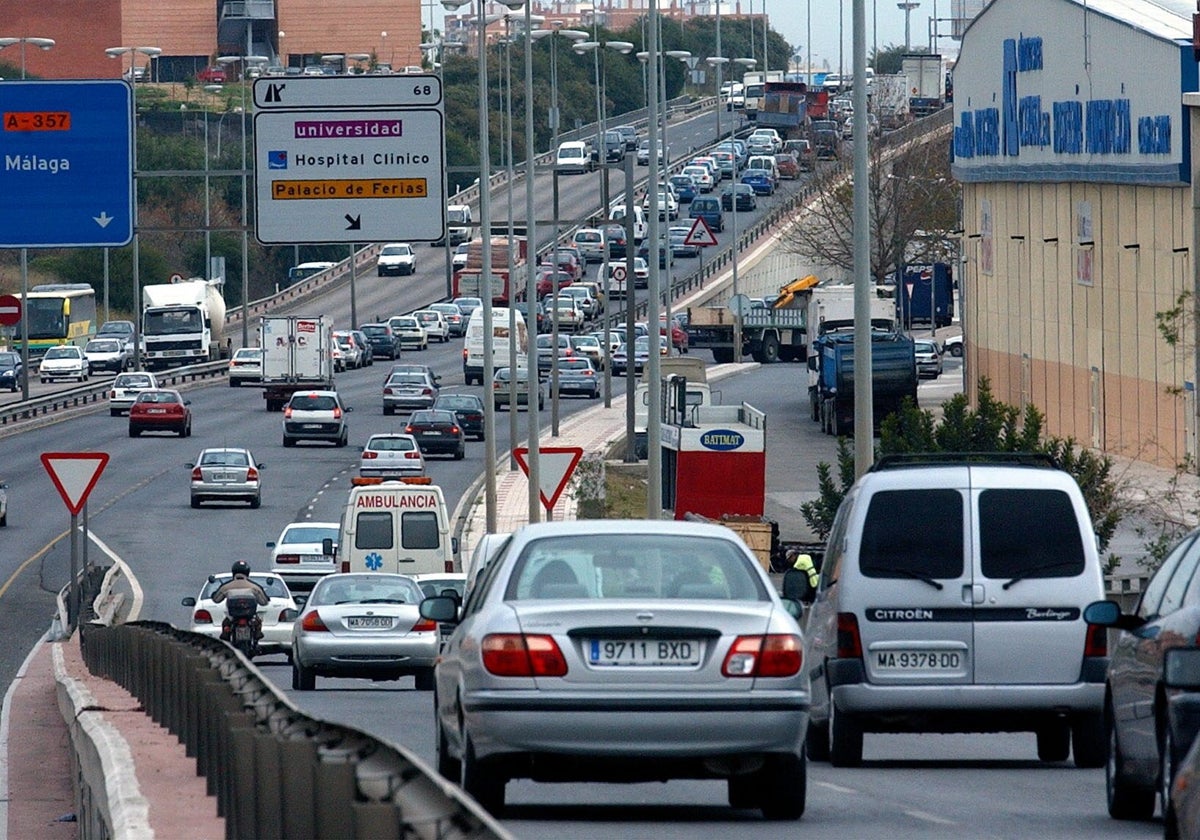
[
  {"x1": 872, "y1": 44, "x2": 928, "y2": 75},
  {"x1": 783, "y1": 137, "x2": 958, "y2": 285},
  {"x1": 800, "y1": 380, "x2": 1123, "y2": 555}
]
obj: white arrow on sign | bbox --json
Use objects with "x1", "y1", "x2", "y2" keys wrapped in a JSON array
[
  {"x1": 41, "y1": 452, "x2": 110, "y2": 516},
  {"x1": 93, "y1": 211, "x2": 113, "y2": 228},
  {"x1": 512, "y1": 446, "x2": 584, "y2": 512}
]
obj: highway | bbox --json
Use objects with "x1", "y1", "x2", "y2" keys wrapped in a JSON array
[{"x1": 0, "y1": 111, "x2": 1163, "y2": 834}]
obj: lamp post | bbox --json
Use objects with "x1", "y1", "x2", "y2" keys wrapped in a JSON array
[
  {"x1": 1, "y1": 37, "x2": 54, "y2": 401},
  {"x1": 523, "y1": 5, "x2": 545, "y2": 521},
  {"x1": 217, "y1": 54, "x2": 267, "y2": 350},
  {"x1": 898, "y1": 1, "x2": 920, "y2": 51},
  {"x1": 661, "y1": 49, "x2": 691, "y2": 349},
  {"x1": 421, "y1": 40, "x2": 455, "y2": 298},
  {"x1": 443, "y1": 0, "x2": 526, "y2": 534},
  {"x1": 202, "y1": 84, "x2": 223, "y2": 284},
  {"x1": 106, "y1": 45, "x2": 162, "y2": 373}
]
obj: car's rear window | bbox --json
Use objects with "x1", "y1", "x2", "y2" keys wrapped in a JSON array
[
  {"x1": 290, "y1": 395, "x2": 337, "y2": 411},
  {"x1": 505, "y1": 534, "x2": 766, "y2": 601},
  {"x1": 200, "y1": 451, "x2": 249, "y2": 466},
  {"x1": 860, "y1": 489, "x2": 965, "y2": 579},
  {"x1": 979, "y1": 488, "x2": 1086, "y2": 580},
  {"x1": 367, "y1": 436, "x2": 416, "y2": 452},
  {"x1": 281, "y1": 526, "x2": 339, "y2": 545}
]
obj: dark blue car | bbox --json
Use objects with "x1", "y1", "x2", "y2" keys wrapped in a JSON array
[
  {"x1": 669, "y1": 174, "x2": 697, "y2": 203},
  {"x1": 0, "y1": 350, "x2": 22, "y2": 393},
  {"x1": 740, "y1": 168, "x2": 776, "y2": 196}
]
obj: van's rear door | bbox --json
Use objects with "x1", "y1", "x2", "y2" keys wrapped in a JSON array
[
  {"x1": 970, "y1": 470, "x2": 1095, "y2": 685},
  {"x1": 854, "y1": 478, "x2": 974, "y2": 687}
]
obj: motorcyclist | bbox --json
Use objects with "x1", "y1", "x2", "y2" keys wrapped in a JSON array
[{"x1": 212, "y1": 560, "x2": 268, "y2": 641}]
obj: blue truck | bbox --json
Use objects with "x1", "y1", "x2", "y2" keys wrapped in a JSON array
[
  {"x1": 808, "y1": 330, "x2": 918, "y2": 436},
  {"x1": 894, "y1": 262, "x2": 954, "y2": 329}
]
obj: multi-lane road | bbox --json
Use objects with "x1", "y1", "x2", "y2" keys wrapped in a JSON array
[{"x1": 0, "y1": 107, "x2": 1166, "y2": 835}]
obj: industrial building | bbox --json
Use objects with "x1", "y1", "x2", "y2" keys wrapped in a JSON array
[{"x1": 952, "y1": 0, "x2": 1200, "y2": 468}]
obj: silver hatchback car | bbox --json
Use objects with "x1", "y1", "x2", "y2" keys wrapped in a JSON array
[
  {"x1": 419, "y1": 519, "x2": 810, "y2": 818},
  {"x1": 187, "y1": 447, "x2": 262, "y2": 508}
]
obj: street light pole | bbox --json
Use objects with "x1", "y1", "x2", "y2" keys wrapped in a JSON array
[
  {"x1": 898, "y1": 1, "x2": 920, "y2": 52},
  {"x1": 106, "y1": 45, "x2": 162, "y2": 373},
  {"x1": 0, "y1": 36, "x2": 54, "y2": 401}
]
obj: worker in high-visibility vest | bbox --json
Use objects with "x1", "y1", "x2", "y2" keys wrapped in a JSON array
[{"x1": 781, "y1": 551, "x2": 819, "y2": 602}]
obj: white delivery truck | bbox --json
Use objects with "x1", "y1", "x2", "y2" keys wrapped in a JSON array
[
  {"x1": 141, "y1": 278, "x2": 227, "y2": 369},
  {"x1": 333, "y1": 478, "x2": 457, "y2": 575},
  {"x1": 462, "y1": 306, "x2": 528, "y2": 386},
  {"x1": 258, "y1": 315, "x2": 335, "y2": 411}
]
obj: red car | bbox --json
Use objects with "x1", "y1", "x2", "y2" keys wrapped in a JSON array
[
  {"x1": 545, "y1": 249, "x2": 582, "y2": 282},
  {"x1": 535, "y1": 265, "x2": 574, "y2": 299},
  {"x1": 651, "y1": 317, "x2": 689, "y2": 353},
  {"x1": 128, "y1": 389, "x2": 192, "y2": 437},
  {"x1": 774, "y1": 152, "x2": 801, "y2": 180},
  {"x1": 196, "y1": 66, "x2": 228, "y2": 84}
]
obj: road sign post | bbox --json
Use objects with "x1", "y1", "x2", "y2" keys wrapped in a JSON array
[
  {"x1": 252, "y1": 76, "x2": 446, "y2": 245},
  {"x1": 513, "y1": 446, "x2": 583, "y2": 521},
  {"x1": 41, "y1": 452, "x2": 110, "y2": 629},
  {"x1": 0, "y1": 81, "x2": 134, "y2": 248}
]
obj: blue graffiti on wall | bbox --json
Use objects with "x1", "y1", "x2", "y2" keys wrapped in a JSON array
[{"x1": 953, "y1": 35, "x2": 1171, "y2": 160}]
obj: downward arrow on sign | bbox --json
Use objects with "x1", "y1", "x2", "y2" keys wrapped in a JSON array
[{"x1": 94, "y1": 212, "x2": 113, "y2": 228}]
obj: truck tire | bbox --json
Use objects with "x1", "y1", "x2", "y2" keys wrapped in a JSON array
[
  {"x1": 712, "y1": 348, "x2": 735, "y2": 364},
  {"x1": 760, "y1": 334, "x2": 780, "y2": 364},
  {"x1": 810, "y1": 393, "x2": 820, "y2": 422}
]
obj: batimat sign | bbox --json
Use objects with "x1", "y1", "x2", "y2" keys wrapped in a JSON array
[{"x1": 700, "y1": 429, "x2": 746, "y2": 451}]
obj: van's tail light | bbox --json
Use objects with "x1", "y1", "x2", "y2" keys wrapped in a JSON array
[
  {"x1": 191, "y1": 467, "x2": 203, "y2": 481},
  {"x1": 340, "y1": 559, "x2": 350, "y2": 573},
  {"x1": 193, "y1": 609, "x2": 214, "y2": 625},
  {"x1": 463, "y1": 348, "x2": 468, "y2": 360},
  {"x1": 301, "y1": 611, "x2": 329, "y2": 632},
  {"x1": 837, "y1": 612, "x2": 864, "y2": 659},
  {"x1": 1085, "y1": 623, "x2": 1108, "y2": 657},
  {"x1": 274, "y1": 554, "x2": 300, "y2": 565},
  {"x1": 482, "y1": 634, "x2": 568, "y2": 677},
  {"x1": 246, "y1": 467, "x2": 258, "y2": 481},
  {"x1": 110, "y1": 390, "x2": 117, "y2": 398},
  {"x1": 723, "y1": 634, "x2": 803, "y2": 677},
  {"x1": 444, "y1": 559, "x2": 455, "y2": 573},
  {"x1": 412, "y1": 616, "x2": 437, "y2": 633}
]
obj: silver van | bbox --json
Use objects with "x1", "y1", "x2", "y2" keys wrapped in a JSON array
[{"x1": 803, "y1": 454, "x2": 1108, "y2": 767}]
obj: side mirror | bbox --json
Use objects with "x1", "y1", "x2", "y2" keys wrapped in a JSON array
[
  {"x1": 266, "y1": 541, "x2": 276, "y2": 549},
  {"x1": 322, "y1": 537, "x2": 335, "y2": 557},
  {"x1": 184, "y1": 400, "x2": 192, "y2": 406},
  {"x1": 207, "y1": 574, "x2": 217, "y2": 584},
  {"x1": 185, "y1": 463, "x2": 195, "y2": 468},
  {"x1": 451, "y1": 536, "x2": 460, "y2": 554},
  {"x1": 182, "y1": 596, "x2": 197, "y2": 607},
  {"x1": 344, "y1": 406, "x2": 354, "y2": 412},
  {"x1": 419, "y1": 595, "x2": 459, "y2": 623}
]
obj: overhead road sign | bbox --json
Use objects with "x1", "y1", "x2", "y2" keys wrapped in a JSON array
[
  {"x1": 0, "y1": 81, "x2": 134, "y2": 248},
  {"x1": 253, "y1": 76, "x2": 446, "y2": 245},
  {"x1": 513, "y1": 447, "x2": 584, "y2": 513},
  {"x1": 41, "y1": 451, "x2": 110, "y2": 516}
]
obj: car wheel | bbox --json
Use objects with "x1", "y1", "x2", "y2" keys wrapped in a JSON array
[
  {"x1": 283, "y1": 437, "x2": 295, "y2": 448},
  {"x1": 383, "y1": 405, "x2": 394, "y2": 416},
  {"x1": 757, "y1": 752, "x2": 807, "y2": 820},
  {"x1": 184, "y1": 421, "x2": 192, "y2": 437},
  {"x1": 453, "y1": 446, "x2": 464, "y2": 461},
  {"x1": 414, "y1": 668, "x2": 436, "y2": 691},
  {"x1": 110, "y1": 408, "x2": 121, "y2": 417},
  {"x1": 128, "y1": 427, "x2": 140, "y2": 438},
  {"x1": 337, "y1": 430, "x2": 348, "y2": 447},
  {"x1": 190, "y1": 497, "x2": 200, "y2": 509},
  {"x1": 1071, "y1": 711, "x2": 1105, "y2": 768},
  {"x1": 460, "y1": 734, "x2": 505, "y2": 815},
  {"x1": 435, "y1": 712, "x2": 461, "y2": 780},
  {"x1": 1162, "y1": 724, "x2": 1176, "y2": 820},
  {"x1": 828, "y1": 697, "x2": 863, "y2": 767},
  {"x1": 728, "y1": 774, "x2": 758, "y2": 809},
  {"x1": 1037, "y1": 721, "x2": 1070, "y2": 762},
  {"x1": 249, "y1": 495, "x2": 261, "y2": 510},
  {"x1": 949, "y1": 343, "x2": 963, "y2": 357},
  {"x1": 292, "y1": 659, "x2": 316, "y2": 691},
  {"x1": 1106, "y1": 704, "x2": 1155, "y2": 819},
  {"x1": 230, "y1": 378, "x2": 239, "y2": 387}
]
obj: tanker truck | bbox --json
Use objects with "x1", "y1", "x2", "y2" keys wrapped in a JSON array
[{"x1": 141, "y1": 278, "x2": 228, "y2": 370}]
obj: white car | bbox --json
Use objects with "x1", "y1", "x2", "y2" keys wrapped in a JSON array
[
  {"x1": 109, "y1": 371, "x2": 158, "y2": 416},
  {"x1": 642, "y1": 189, "x2": 679, "y2": 221},
  {"x1": 376, "y1": 242, "x2": 417, "y2": 276},
  {"x1": 180, "y1": 572, "x2": 298, "y2": 657},
  {"x1": 227, "y1": 347, "x2": 263, "y2": 386},
  {"x1": 359, "y1": 432, "x2": 426, "y2": 478},
  {"x1": 39, "y1": 345, "x2": 89, "y2": 383},
  {"x1": 748, "y1": 128, "x2": 782, "y2": 153},
  {"x1": 83, "y1": 337, "x2": 130, "y2": 373},
  {"x1": 332, "y1": 330, "x2": 364, "y2": 369},
  {"x1": 268, "y1": 521, "x2": 341, "y2": 593},
  {"x1": 942, "y1": 333, "x2": 964, "y2": 357},
  {"x1": 0, "y1": 481, "x2": 7, "y2": 527},
  {"x1": 413, "y1": 309, "x2": 450, "y2": 343},
  {"x1": 388, "y1": 315, "x2": 429, "y2": 350},
  {"x1": 545, "y1": 297, "x2": 584, "y2": 332},
  {"x1": 605, "y1": 257, "x2": 649, "y2": 298},
  {"x1": 682, "y1": 165, "x2": 715, "y2": 192},
  {"x1": 572, "y1": 228, "x2": 607, "y2": 263},
  {"x1": 555, "y1": 140, "x2": 592, "y2": 174}
]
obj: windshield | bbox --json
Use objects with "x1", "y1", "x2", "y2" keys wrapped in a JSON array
[
  {"x1": 44, "y1": 347, "x2": 78, "y2": 359},
  {"x1": 144, "y1": 308, "x2": 202, "y2": 335},
  {"x1": 447, "y1": 209, "x2": 469, "y2": 223}
]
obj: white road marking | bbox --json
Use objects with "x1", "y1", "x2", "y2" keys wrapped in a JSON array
[{"x1": 904, "y1": 809, "x2": 957, "y2": 826}]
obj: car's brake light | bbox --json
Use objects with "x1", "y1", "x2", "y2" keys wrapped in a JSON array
[
  {"x1": 245, "y1": 467, "x2": 258, "y2": 481},
  {"x1": 284, "y1": 406, "x2": 293, "y2": 418},
  {"x1": 332, "y1": 407, "x2": 342, "y2": 419},
  {"x1": 193, "y1": 609, "x2": 214, "y2": 625},
  {"x1": 384, "y1": 387, "x2": 394, "y2": 395},
  {"x1": 412, "y1": 616, "x2": 437, "y2": 633},
  {"x1": 362, "y1": 451, "x2": 378, "y2": 460},
  {"x1": 109, "y1": 390, "x2": 116, "y2": 398},
  {"x1": 837, "y1": 612, "x2": 864, "y2": 659},
  {"x1": 301, "y1": 611, "x2": 329, "y2": 632},
  {"x1": 1085, "y1": 623, "x2": 1108, "y2": 657},
  {"x1": 191, "y1": 467, "x2": 203, "y2": 481},
  {"x1": 277, "y1": 609, "x2": 292, "y2": 622},
  {"x1": 450, "y1": 426, "x2": 460, "y2": 435},
  {"x1": 722, "y1": 634, "x2": 803, "y2": 678},
  {"x1": 481, "y1": 633, "x2": 568, "y2": 677},
  {"x1": 405, "y1": 425, "x2": 415, "y2": 434},
  {"x1": 404, "y1": 451, "x2": 421, "y2": 459}
]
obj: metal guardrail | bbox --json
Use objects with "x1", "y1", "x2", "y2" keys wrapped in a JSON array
[
  {"x1": 79, "y1": 620, "x2": 510, "y2": 839},
  {"x1": 0, "y1": 360, "x2": 228, "y2": 430}
]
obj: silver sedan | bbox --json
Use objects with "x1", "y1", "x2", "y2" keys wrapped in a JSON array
[
  {"x1": 291, "y1": 573, "x2": 438, "y2": 691},
  {"x1": 420, "y1": 519, "x2": 810, "y2": 819}
]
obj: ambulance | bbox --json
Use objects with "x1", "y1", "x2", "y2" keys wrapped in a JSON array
[{"x1": 332, "y1": 477, "x2": 458, "y2": 575}]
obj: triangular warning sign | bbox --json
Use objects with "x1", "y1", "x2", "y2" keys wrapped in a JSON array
[
  {"x1": 41, "y1": 452, "x2": 110, "y2": 516},
  {"x1": 512, "y1": 446, "x2": 584, "y2": 512},
  {"x1": 684, "y1": 216, "x2": 719, "y2": 247}
]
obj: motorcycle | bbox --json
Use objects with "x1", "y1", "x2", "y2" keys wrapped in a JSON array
[{"x1": 222, "y1": 592, "x2": 262, "y2": 658}]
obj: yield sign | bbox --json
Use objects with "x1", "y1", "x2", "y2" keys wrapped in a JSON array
[
  {"x1": 513, "y1": 446, "x2": 584, "y2": 512},
  {"x1": 684, "y1": 216, "x2": 719, "y2": 247},
  {"x1": 41, "y1": 452, "x2": 110, "y2": 516}
]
